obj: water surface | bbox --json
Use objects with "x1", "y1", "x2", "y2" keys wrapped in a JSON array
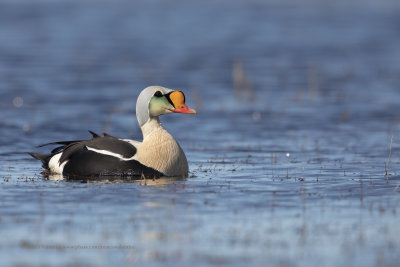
[{"x1": 1, "y1": 0, "x2": 400, "y2": 266}]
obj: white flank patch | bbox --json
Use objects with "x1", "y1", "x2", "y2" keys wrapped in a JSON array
[
  {"x1": 48, "y1": 153, "x2": 68, "y2": 174},
  {"x1": 86, "y1": 146, "x2": 137, "y2": 161}
]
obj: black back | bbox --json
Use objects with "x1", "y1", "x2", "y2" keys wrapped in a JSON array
[{"x1": 59, "y1": 134, "x2": 137, "y2": 164}]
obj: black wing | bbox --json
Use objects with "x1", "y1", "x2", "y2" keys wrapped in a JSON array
[{"x1": 58, "y1": 133, "x2": 137, "y2": 165}]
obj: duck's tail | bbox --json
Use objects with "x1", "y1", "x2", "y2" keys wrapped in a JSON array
[{"x1": 28, "y1": 152, "x2": 52, "y2": 169}]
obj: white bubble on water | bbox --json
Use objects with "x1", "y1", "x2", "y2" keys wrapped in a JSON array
[
  {"x1": 13, "y1": 96, "x2": 23, "y2": 108},
  {"x1": 286, "y1": 152, "x2": 290, "y2": 158}
]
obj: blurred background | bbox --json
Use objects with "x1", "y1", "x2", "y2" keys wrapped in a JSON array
[
  {"x1": 1, "y1": 0, "x2": 399, "y2": 140},
  {"x1": 1, "y1": 0, "x2": 400, "y2": 266}
]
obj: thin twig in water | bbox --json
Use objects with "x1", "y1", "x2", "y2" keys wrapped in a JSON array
[{"x1": 386, "y1": 136, "x2": 393, "y2": 184}]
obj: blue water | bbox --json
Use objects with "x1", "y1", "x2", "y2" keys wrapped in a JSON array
[{"x1": 1, "y1": 0, "x2": 400, "y2": 266}]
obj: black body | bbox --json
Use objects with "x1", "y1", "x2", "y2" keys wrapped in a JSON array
[{"x1": 29, "y1": 131, "x2": 164, "y2": 179}]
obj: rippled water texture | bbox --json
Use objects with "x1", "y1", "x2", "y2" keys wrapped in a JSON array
[{"x1": 1, "y1": 0, "x2": 400, "y2": 266}]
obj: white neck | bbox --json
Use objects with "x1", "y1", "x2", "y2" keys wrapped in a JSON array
[{"x1": 140, "y1": 117, "x2": 164, "y2": 139}]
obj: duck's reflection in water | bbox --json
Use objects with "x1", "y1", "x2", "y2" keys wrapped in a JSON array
[{"x1": 45, "y1": 174, "x2": 186, "y2": 186}]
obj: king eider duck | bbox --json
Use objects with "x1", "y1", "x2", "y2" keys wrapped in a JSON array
[{"x1": 29, "y1": 86, "x2": 196, "y2": 178}]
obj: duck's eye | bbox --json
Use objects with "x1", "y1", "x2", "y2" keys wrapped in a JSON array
[{"x1": 154, "y1": 91, "x2": 163, "y2": 97}]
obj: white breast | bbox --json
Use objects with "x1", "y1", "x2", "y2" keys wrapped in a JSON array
[{"x1": 136, "y1": 128, "x2": 188, "y2": 177}]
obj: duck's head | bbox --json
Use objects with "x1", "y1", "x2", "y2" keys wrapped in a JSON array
[{"x1": 136, "y1": 86, "x2": 196, "y2": 127}]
